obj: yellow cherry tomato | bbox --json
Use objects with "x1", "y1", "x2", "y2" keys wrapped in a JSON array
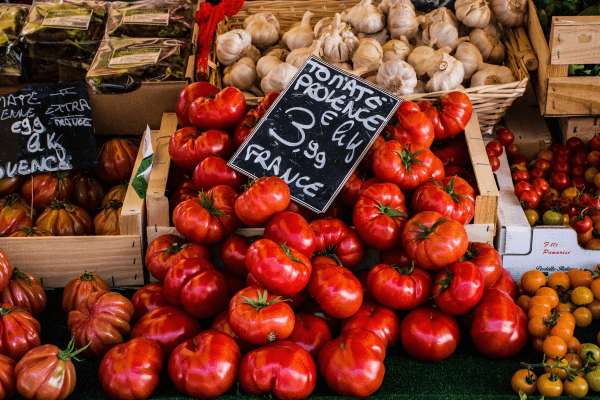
[
  {"x1": 585, "y1": 167, "x2": 599, "y2": 183},
  {"x1": 525, "y1": 209, "x2": 539, "y2": 227}
]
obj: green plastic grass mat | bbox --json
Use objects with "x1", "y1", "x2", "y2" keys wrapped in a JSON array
[{"x1": 31, "y1": 288, "x2": 600, "y2": 400}]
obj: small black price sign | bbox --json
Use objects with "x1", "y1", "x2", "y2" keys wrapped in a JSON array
[
  {"x1": 0, "y1": 81, "x2": 97, "y2": 179},
  {"x1": 228, "y1": 55, "x2": 402, "y2": 213}
]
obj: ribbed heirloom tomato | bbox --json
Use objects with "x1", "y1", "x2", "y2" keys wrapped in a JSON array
[
  {"x1": 20, "y1": 172, "x2": 73, "y2": 211},
  {"x1": 340, "y1": 299, "x2": 400, "y2": 348},
  {"x1": 432, "y1": 261, "x2": 485, "y2": 316},
  {"x1": 96, "y1": 139, "x2": 138, "y2": 183},
  {"x1": 309, "y1": 219, "x2": 365, "y2": 270},
  {"x1": 62, "y1": 272, "x2": 111, "y2": 314},
  {"x1": 168, "y1": 127, "x2": 234, "y2": 172},
  {"x1": 366, "y1": 263, "x2": 432, "y2": 310},
  {"x1": 0, "y1": 304, "x2": 41, "y2": 361},
  {"x1": 144, "y1": 234, "x2": 210, "y2": 282},
  {"x1": 373, "y1": 141, "x2": 436, "y2": 191},
  {"x1": 286, "y1": 313, "x2": 332, "y2": 359},
  {"x1": 417, "y1": 92, "x2": 473, "y2": 140},
  {"x1": 234, "y1": 176, "x2": 290, "y2": 227},
  {"x1": 35, "y1": 201, "x2": 94, "y2": 236},
  {"x1": 384, "y1": 100, "x2": 435, "y2": 147},
  {"x1": 0, "y1": 195, "x2": 31, "y2": 236},
  {"x1": 1, "y1": 268, "x2": 46, "y2": 316},
  {"x1": 130, "y1": 282, "x2": 168, "y2": 323},
  {"x1": 188, "y1": 86, "x2": 246, "y2": 131},
  {"x1": 193, "y1": 156, "x2": 246, "y2": 192},
  {"x1": 263, "y1": 211, "x2": 316, "y2": 259},
  {"x1": 412, "y1": 175, "x2": 476, "y2": 225},
  {"x1": 460, "y1": 242, "x2": 503, "y2": 287}
]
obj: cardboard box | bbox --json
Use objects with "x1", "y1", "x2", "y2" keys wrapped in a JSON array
[
  {"x1": 558, "y1": 116, "x2": 600, "y2": 145},
  {"x1": 0, "y1": 127, "x2": 152, "y2": 288},
  {"x1": 493, "y1": 145, "x2": 599, "y2": 280}
]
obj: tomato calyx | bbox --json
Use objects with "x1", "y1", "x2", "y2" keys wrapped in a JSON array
[
  {"x1": 434, "y1": 176, "x2": 469, "y2": 205},
  {"x1": 160, "y1": 235, "x2": 189, "y2": 255},
  {"x1": 79, "y1": 271, "x2": 97, "y2": 281},
  {"x1": 47, "y1": 198, "x2": 75, "y2": 212},
  {"x1": 395, "y1": 148, "x2": 424, "y2": 173},
  {"x1": 0, "y1": 306, "x2": 23, "y2": 316},
  {"x1": 54, "y1": 171, "x2": 70, "y2": 192},
  {"x1": 57, "y1": 338, "x2": 91, "y2": 362},
  {"x1": 394, "y1": 263, "x2": 415, "y2": 275},
  {"x1": 409, "y1": 218, "x2": 449, "y2": 242},
  {"x1": 11, "y1": 267, "x2": 32, "y2": 287},
  {"x1": 238, "y1": 288, "x2": 286, "y2": 311},
  {"x1": 242, "y1": 117, "x2": 259, "y2": 128},
  {"x1": 102, "y1": 200, "x2": 123, "y2": 214},
  {"x1": 280, "y1": 242, "x2": 307, "y2": 266},
  {"x1": 433, "y1": 268, "x2": 452, "y2": 297},
  {"x1": 5, "y1": 194, "x2": 19, "y2": 207},
  {"x1": 16, "y1": 226, "x2": 42, "y2": 236},
  {"x1": 375, "y1": 200, "x2": 407, "y2": 218},
  {"x1": 199, "y1": 192, "x2": 227, "y2": 216},
  {"x1": 459, "y1": 243, "x2": 479, "y2": 262},
  {"x1": 317, "y1": 246, "x2": 342, "y2": 266}
]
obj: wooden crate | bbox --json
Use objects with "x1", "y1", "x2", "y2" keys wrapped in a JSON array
[
  {"x1": 558, "y1": 116, "x2": 600, "y2": 145},
  {"x1": 0, "y1": 132, "x2": 150, "y2": 288},
  {"x1": 146, "y1": 111, "x2": 498, "y2": 247},
  {"x1": 527, "y1": 0, "x2": 600, "y2": 116}
]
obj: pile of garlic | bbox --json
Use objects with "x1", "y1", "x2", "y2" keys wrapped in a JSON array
[{"x1": 215, "y1": 0, "x2": 524, "y2": 96}]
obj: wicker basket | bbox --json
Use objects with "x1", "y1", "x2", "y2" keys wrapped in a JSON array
[{"x1": 206, "y1": 0, "x2": 529, "y2": 133}]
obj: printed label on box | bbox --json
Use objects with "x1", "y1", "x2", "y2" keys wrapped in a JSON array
[
  {"x1": 42, "y1": 9, "x2": 92, "y2": 30},
  {"x1": 123, "y1": 9, "x2": 169, "y2": 25},
  {"x1": 108, "y1": 48, "x2": 161, "y2": 68}
]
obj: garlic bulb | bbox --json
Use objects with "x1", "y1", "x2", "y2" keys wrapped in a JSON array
[
  {"x1": 454, "y1": 0, "x2": 491, "y2": 29},
  {"x1": 454, "y1": 42, "x2": 483, "y2": 80},
  {"x1": 471, "y1": 63, "x2": 516, "y2": 86},
  {"x1": 261, "y1": 63, "x2": 299, "y2": 94},
  {"x1": 417, "y1": 7, "x2": 459, "y2": 31},
  {"x1": 377, "y1": 59, "x2": 418, "y2": 95},
  {"x1": 379, "y1": 0, "x2": 414, "y2": 15},
  {"x1": 322, "y1": 14, "x2": 360, "y2": 63},
  {"x1": 314, "y1": 17, "x2": 335, "y2": 39},
  {"x1": 382, "y1": 38, "x2": 413, "y2": 62},
  {"x1": 407, "y1": 45, "x2": 451, "y2": 79},
  {"x1": 365, "y1": 74, "x2": 379, "y2": 85},
  {"x1": 245, "y1": 45, "x2": 261, "y2": 64},
  {"x1": 414, "y1": 80, "x2": 426, "y2": 93},
  {"x1": 358, "y1": 29, "x2": 390, "y2": 46},
  {"x1": 282, "y1": 11, "x2": 315, "y2": 51},
  {"x1": 333, "y1": 62, "x2": 353, "y2": 71},
  {"x1": 490, "y1": 0, "x2": 526, "y2": 27},
  {"x1": 262, "y1": 46, "x2": 289, "y2": 61},
  {"x1": 223, "y1": 57, "x2": 257, "y2": 91},
  {"x1": 244, "y1": 12, "x2": 280, "y2": 49},
  {"x1": 257, "y1": 56, "x2": 284, "y2": 79},
  {"x1": 216, "y1": 29, "x2": 252, "y2": 66},
  {"x1": 286, "y1": 40, "x2": 323, "y2": 69},
  {"x1": 422, "y1": 21, "x2": 462, "y2": 51},
  {"x1": 346, "y1": 0, "x2": 385, "y2": 34},
  {"x1": 388, "y1": 2, "x2": 419, "y2": 40},
  {"x1": 425, "y1": 53, "x2": 465, "y2": 92},
  {"x1": 352, "y1": 38, "x2": 383, "y2": 74},
  {"x1": 469, "y1": 25, "x2": 505, "y2": 64}
]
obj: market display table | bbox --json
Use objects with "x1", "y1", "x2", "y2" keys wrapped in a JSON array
[{"x1": 32, "y1": 288, "x2": 600, "y2": 400}]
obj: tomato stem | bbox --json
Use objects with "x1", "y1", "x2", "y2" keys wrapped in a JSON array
[
  {"x1": 432, "y1": 268, "x2": 452, "y2": 297},
  {"x1": 199, "y1": 192, "x2": 227, "y2": 216},
  {"x1": 79, "y1": 271, "x2": 97, "y2": 281},
  {"x1": 238, "y1": 288, "x2": 287, "y2": 311},
  {"x1": 57, "y1": 338, "x2": 91, "y2": 361},
  {"x1": 375, "y1": 201, "x2": 407, "y2": 219},
  {"x1": 408, "y1": 218, "x2": 449, "y2": 242},
  {"x1": 280, "y1": 243, "x2": 307, "y2": 266},
  {"x1": 395, "y1": 147, "x2": 424, "y2": 174},
  {"x1": 11, "y1": 267, "x2": 32, "y2": 287}
]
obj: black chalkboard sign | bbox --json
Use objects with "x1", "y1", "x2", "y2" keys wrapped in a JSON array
[
  {"x1": 0, "y1": 81, "x2": 97, "y2": 179},
  {"x1": 228, "y1": 56, "x2": 402, "y2": 213}
]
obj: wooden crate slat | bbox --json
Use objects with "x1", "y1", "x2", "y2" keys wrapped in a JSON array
[
  {"x1": 550, "y1": 16, "x2": 600, "y2": 65},
  {"x1": 545, "y1": 76, "x2": 600, "y2": 116}
]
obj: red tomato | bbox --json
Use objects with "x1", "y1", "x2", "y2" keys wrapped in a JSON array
[
  {"x1": 307, "y1": 256, "x2": 363, "y2": 319},
  {"x1": 433, "y1": 140, "x2": 471, "y2": 168},
  {"x1": 246, "y1": 239, "x2": 312, "y2": 296},
  {"x1": 0, "y1": 354, "x2": 15, "y2": 399},
  {"x1": 233, "y1": 109, "x2": 260, "y2": 149},
  {"x1": 0, "y1": 304, "x2": 40, "y2": 361},
  {"x1": 98, "y1": 338, "x2": 163, "y2": 400},
  {"x1": 358, "y1": 134, "x2": 387, "y2": 174},
  {"x1": 338, "y1": 169, "x2": 380, "y2": 207},
  {"x1": 263, "y1": 211, "x2": 316, "y2": 259},
  {"x1": 0, "y1": 254, "x2": 10, "y2": 309},
  {"x1": 378, "y1": 248, "x2": 412, "y2": 268},
  {"x1": 144, "y1": 234, "x2": 210, "y2": 282},
  {"x1": 529, "y1": 168, "x2": 546, "y2": 180},
  {"x1": 131, "y1": 282, "x2": 168, "y2": 323},
  {"x1": 572, "y1": 152, "x2": 589, "y2": 167},
  {"x1": 193, "y1": 156, "x2": 245, "y2": 192},
  {"x1": 173, "y1": 185, "x2": 240, "y2": 244},
  {"x1": 553, "y1": 160, "x2": 571, "y2": 175},
  {"x1": 210, "y1": 309, "x2": 257, "y2": 355},
  {"x1": 174, "y1": 262, "x2": 228, "y2": 319},
  {"x1": 514, "y1": 181, "x2": 533, "y2": 198},
  {"x1": 485, "y1": 268, "x2": 517, "y2": 300},
  {"x1": 0, "y1": 176, "x2": 23, "y2": 197},
  {"x1": 20, "y1": 172, "x2": 73, "y2": 211},
  {"x1": 169, "y1": 127, "x2": 234, "y2": 172},
  {"x1": 353, "y1": 182, "x2": 407, "y2": 251},
  {"x1": 520, "y1": 190, "x2": 540, "y2": 210},
  {"x1": 317, "y1": 328, "x2": 385, "y2": 397},
  {"x1": 309, "y1": 219, "x2": 365, "y2": 270},
  {"x1": 286, "y1": 313, "x2": 332, "y2": 359},
  {"x1": 432, "y1": 261, "x2": 485, "y2": 315},
  {"x1": 220, "y1": 235, "x2": 250, "y2": 278},
  {"x1": 0, "y1": 198, "x2": 31, "y2": 237},
  {"x1": 35, "y1": 201, "x2": 94, "y2": 236},
  {"x1": 431, "y1": 155, "x2": 446, "y2": 181},
  {"x1": 239, "y1": 341, "x2": 317, "y2": 400},
  {"x1": 401, "y1": 211, "x2": 469, "y2": 270},
  {"x1": 460, "y1": 242, "x2": 502, "y2": 287},
  {"x1": 588, "y1": 151, "x2": 600, "y2": 168},
  {"x1": 590, "y1": 134, "x2": 600, "y2": 151},
  {"x1": 234, "y1": 177, "x2": 290, "y2": 227},
  {"x1": 512, "y1": 154, "x2": 528, "y2": 166},
  {"x1": 373, "y1": 141, "x2": 436, "y2": 191},
  {"x1": 69, "y1": 173, "x2": 105, "y2": 214},
  {"x1": 340, "y1": 299, "x2": 400, "y2": 348},
  {"x1": 566, "y1": 137, "x2": 586, "y2": 151},
  {"x1": 489, "y1": 155, "x2": 500, "y2": 172},
  {"x1": 169, "y1": 179, "x2": 200, "y2": 215},
  {"x1": 175, "y1": 82, "x2": 219, "y2": 127},
  {"x1": 551, "y1": 172, "x2": 571, "y2": 191},
  {"x1": 169, "y1": 330, "x2": 241, "y2": 399},
  {"x1": 512, "y1": 170, "x2": 530, "y2": 184},
  {"x1": 299, "y1": 299, "x2": 340, "y2": 336},
  {"x1": 62, "y1": 272, "x2": 111, "y2": 314},
  {"x1": 285, "y1": 201, "x2": 314, "y2": 222},
  {"x1": 188, "y1": 87, "x2": 246, "y2": 131},
  {"x1": 470, "y1": 291, "x2": 529, "y2": 358},
  {"x1": 228, "y1": 286, "x2": 295, "y2": 345},
  {"x1": 0, "y1": 268, "x2": 46, "y2": 317},
  {"x1": 68, "y1": 291, "x2": 134, "y2": 358},
  {"x1": 163, "y1": 258, "x2": 214, "y2": 306},
  {"x1": 572, "y1": 215, "x2": 593, "y2": 233},
  {"x1": 418, "y1": 92, "x2": 473, "y2": 140},
  {"x1": 96, "y1": 139, "x2": 139, "y2": 183},
  {"x1": 130, "y1": 306, "x2": 202, "y2": 357},
  {"x1": 496, "y1": 128, "x2": 515, "y2": 146},
  {"x1": 400, "y1": 305, "x2": 460, "y2": 362},
  {"x1": 256, "y1": 92, "x2": 280, "y2": 117},
  {"x1": 534, "y1": 159, "x2": 551, "y2": 172},
  {"x1": 15, "y1": 339, "x2": 86, "y2": 400},
  {"x1": 486, "y1": 148, "x2": 498, "y2": 158},
  {"x1": 572, "y1": 165, "x2": 587, "y2": 177},
  {"x1": 366, "y1": 264, "x2": 432, "y2": 310},
  {"x1": 486, "y1": 141, "x2": 503, "y2": 156},
  {"x1": 386, "y1": 100, "x2": 435, "y2": 147},
  {"x1": 531, "y1": 178, "x2": 550, "y2": 195},
  {"x1": 412, "y1": 175, "x2": 476, "y2": 225}
]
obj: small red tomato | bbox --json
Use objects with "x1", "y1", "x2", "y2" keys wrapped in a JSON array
[
  {"x1": 534, "y1": 159, "x2": 552, "y2": 171},
  {"x1": 400, "y1": 305, "x2": 460, "y2": 362},
  {"x1": 514, "y1": 181, "x2": 532, "y2": 198},
  {"x1": 432, "y1": 261, "x2": 485, "y2": 316},
  {"x1": 566, "y1": 137, "x2": 586, "y2": 151},
  {"x1": 98, "y1": 338, "x2": 163, "y2": 400},
  {"x1": 551, "y1": 172, "x2": 571, "y2": 191},
  {"x1": 486, "y1": 141, "x2": 503, "y2": 156},
  {"x1": 512, "y1": 170, "x2": 530, "y2": 184},
  {"x1": 571, "y1": 215, "x2": 593, "y2": 234},
  {"x1": 489, "y1": 155, "x2": 500, "y2": 172},
  {"x1": 234, "y1": 177, "x2": 290, "y2": 227},
  {"x1": 496, "y1": 128, "x2": 515, "y2": 146},
  {"x1": 506, "y1": 143, "x2": 521, "y2": 159},
  {"x1": 529, "y1": 168, "x2": 546, "y2": 180},
  {"x1": 531, "y1": 178, "x2": 550, "y2": 195},
  {"x1": 340, "y1": 298, "x2": 400, "y2": 348},
  {"x1": 590, "y1": 134, "x2": 600, "y2": 151}
]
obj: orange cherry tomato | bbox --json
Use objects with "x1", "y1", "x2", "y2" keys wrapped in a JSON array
[
  {"x1": 543, "y1": 336, "x2": 568, "y2": 358},
  {"x1": 548, "y1": 271, "x2": 570, "y2": 291},
  {"x1": 511, "y1": 369, "x2": 537, "y2": 395},
  {"x1": 521, "y1": 270, "x2": 547, "y2": 295},
  {"x1": 568, "y1": 269, "x2": 593, "y2": 288}
]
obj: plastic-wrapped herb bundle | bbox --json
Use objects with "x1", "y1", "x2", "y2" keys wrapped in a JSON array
[
  {"x1": 106, "y1": 0, "x2": 193, "y2": 39},
  {"x1": 0, "y1": 4, "x2": 29, "y2": 85},
  {"x1": 19, "y1": 0, "x2": 108, "y2": 82},
  {"x1": 86, "y1": 37, "x2": 189, "y2": 93}
]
